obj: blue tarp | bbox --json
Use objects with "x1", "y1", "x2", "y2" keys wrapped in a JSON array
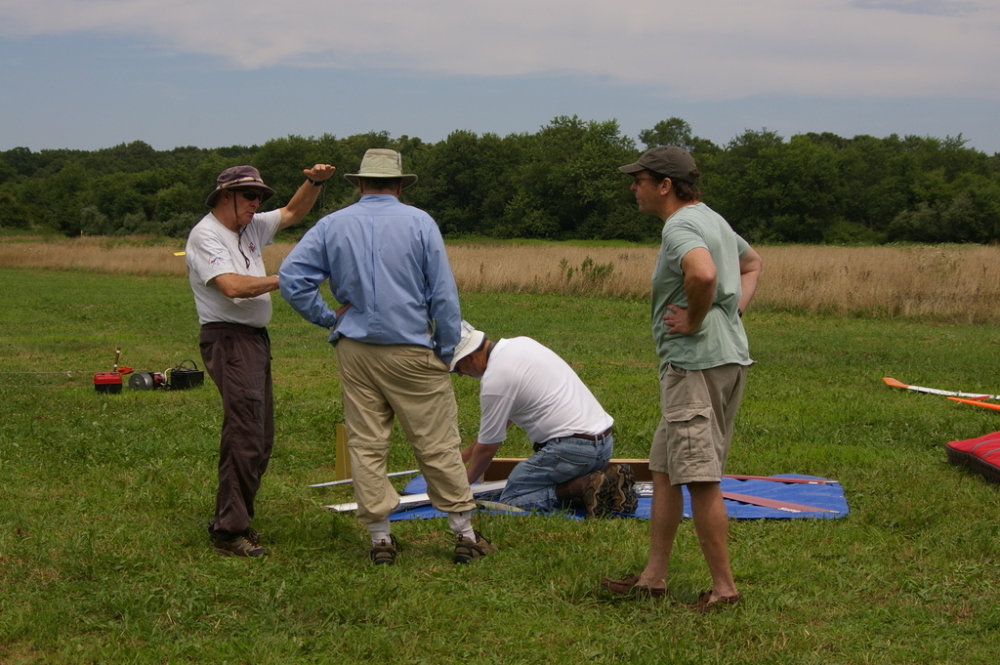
[{"x1": 390, "y1": 473, "x2": 848, "y2": 521}]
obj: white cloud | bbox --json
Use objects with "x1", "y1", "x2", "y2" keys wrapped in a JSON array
[{"x1": 1, "y1": 0, "x2": 998, "y2": 101}]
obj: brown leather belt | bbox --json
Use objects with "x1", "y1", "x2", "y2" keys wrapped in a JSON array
[
  {"x1": 532, "y1": 427, "x2": 613, "y2": 452},
  {"x1": 570, "y1": 427, "x2": 612, "y2": 441}
]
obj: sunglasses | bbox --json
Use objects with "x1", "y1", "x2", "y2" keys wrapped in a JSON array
[{"x1": 234, "y1": 189, "x2": 264, "y2": 202}]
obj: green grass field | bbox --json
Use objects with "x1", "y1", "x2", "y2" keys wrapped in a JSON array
[{"x1": 2, "y1": 267, "x2": 1000, "y2": 664}]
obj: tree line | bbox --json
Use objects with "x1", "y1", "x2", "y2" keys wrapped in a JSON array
[{"x1": 2, "y1": 116, "x2": 998, "y2": 244}]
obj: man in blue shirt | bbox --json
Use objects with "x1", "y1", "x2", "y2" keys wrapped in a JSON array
[{"x1": 279, "y1": 149, "x2": 493, "y2": 565}]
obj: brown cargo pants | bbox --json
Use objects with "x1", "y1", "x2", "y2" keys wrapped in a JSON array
[{"x1": 200, "y1": 322, "x2": 274, "y2": 535}]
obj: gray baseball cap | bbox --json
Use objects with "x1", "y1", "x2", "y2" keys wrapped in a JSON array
[{"x1": 618, "y1": 146, "x2": 699, "y2": 184}]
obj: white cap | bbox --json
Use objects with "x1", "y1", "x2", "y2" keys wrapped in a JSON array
[{"x1": 450, "y1": 320, "x2": 486, "y2": 371}]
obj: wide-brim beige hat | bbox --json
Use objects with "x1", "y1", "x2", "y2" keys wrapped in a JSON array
[
  {"x1": 344, "y1": 148, "x2": 418, "y2": 189},
  {"x1": 450, "y1": 320, "x2": 486, "y2": 372}
]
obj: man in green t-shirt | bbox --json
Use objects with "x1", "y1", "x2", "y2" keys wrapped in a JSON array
[{"x1": 602, "y1": 146, "x2": 763, "y2": 610}]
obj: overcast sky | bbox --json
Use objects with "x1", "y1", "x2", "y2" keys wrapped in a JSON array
[{"x1": 1, "y1": 0, "x2": 998, "y2": 154}]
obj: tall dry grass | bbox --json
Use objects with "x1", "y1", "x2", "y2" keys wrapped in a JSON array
[
  {"x1": 3, "y1": 236, "x2": 999, "y2": 324},
  {"x1": 757, "y1": 245, "x2": 1000, "y2": 324}
]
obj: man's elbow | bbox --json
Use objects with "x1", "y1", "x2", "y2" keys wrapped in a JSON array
[
  {"x1": 279, "y1": 206, "x2": 307, "y2": 229},
  {"x1": 276, "y1": 273, "x2": 292, "y2": 299},
  {"x1": 743, "y1": 255, "x2": 763, "y2": 272},
  {"x1": 689, "y1": 268, "x2": 717, "y2": 290},
  {"x1": 212, "y1": 277, "x2": 240, "y2": 299},
  {"x1": 279, "y1": 279, "x2": 315, "y2": 306},
  {"x1": 740, "y1": 248, "x2": 763, "y2": 275},
  {"x1": 472, "y1": 443, "x2": 497, "y2": 464}
]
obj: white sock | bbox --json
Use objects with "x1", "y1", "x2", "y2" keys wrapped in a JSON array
[
  {"x1": 448, "y1": 510, "x2": 475, "y2": 541},
  {"x1": 367, "y1": 519, "x2": 391, "y2": 545}
]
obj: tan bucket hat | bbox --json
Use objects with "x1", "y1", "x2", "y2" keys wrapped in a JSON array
[{"x1": 344, "y1": 149, "x2": 418, "y2": 189}]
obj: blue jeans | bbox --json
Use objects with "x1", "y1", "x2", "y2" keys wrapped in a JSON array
[{"x1": 499, "y1": 434, "x2": 613, "y2": 511}]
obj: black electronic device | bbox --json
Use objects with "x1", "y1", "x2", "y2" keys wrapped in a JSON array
[{"x1": 168, "y1": 359, "x2": 204, "y2": 390}]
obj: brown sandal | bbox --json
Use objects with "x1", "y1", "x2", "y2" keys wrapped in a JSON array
[
  {"x1": 692, "y1": 590, "x2": 743, "y2": 611},
  {"x1": 601, "y1": 574, "x2": 668, "y2": 598}
]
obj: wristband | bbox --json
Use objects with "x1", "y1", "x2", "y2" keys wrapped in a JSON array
[{"x1": 307, "y1": 178, "x2": 324, "y2": 186}]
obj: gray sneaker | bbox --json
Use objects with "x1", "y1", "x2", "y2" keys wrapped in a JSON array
[
  {"x1": 212, "y1": 528, "x2": 267, "y2": 557},
  {"x1": 454, "y1": 530, "x2": 495, "y2": 564},
  {"x1": 370, "y1": 534, "x2": 401, "y2": 565}
]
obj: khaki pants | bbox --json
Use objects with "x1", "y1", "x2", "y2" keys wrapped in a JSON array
[
  {"x1": 336, "y1": 338, "x2": 475, "y2": 522},
  {"x1": 649, "y1": 363, "x2": 747, "y2": 485}
]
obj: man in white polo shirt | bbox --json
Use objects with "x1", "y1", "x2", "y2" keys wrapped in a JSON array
[{"x1": 186, "y1": 162, "x2": 335, "y2": 557}]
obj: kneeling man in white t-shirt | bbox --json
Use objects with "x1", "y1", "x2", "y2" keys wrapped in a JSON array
[{"x1": 452, "y1": 322, "x2": 637, "y2": 516}]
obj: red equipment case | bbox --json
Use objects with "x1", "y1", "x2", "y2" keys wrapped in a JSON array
[
  {"x1": 946, "y1": 431, "x2": 1000, "y2": 485},
  {"x1": 94, "y1": 372, "x2": 123, "y2": 394}
]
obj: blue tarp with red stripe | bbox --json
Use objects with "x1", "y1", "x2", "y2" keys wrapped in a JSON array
[{"x1": 390, "y1": 473, "x2": 848, "y2": 521}]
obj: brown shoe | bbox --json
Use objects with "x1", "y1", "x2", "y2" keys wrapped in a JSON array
[
  {"x1": 454, "y1": 530, "x2": 495, "y2": 564},
  {"x1": 604, "y1": 464, "x2": 639, "y2": 515},
  {"x1": 692, "y1": 590, "x2": 743, "y2": 611},
  {"x1": 211, "y1": 528, "x2": 267, "y2": 557},
  {"x1": 601, "y1": 574, "x2": 668, "y2": 599},
  {"x1": 582, "y1": 470, "x2": 612, "y2": 517}
]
